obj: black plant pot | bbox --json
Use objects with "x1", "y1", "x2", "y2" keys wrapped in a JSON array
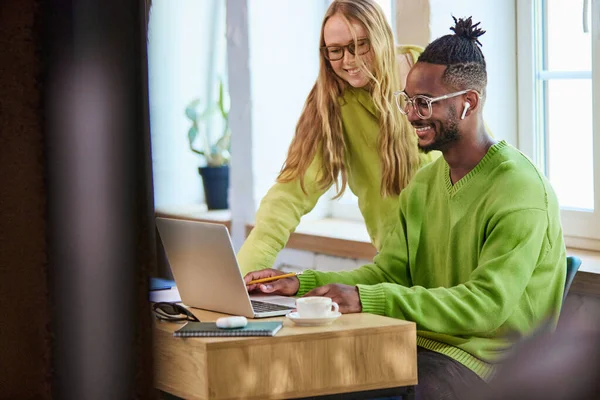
[{"x1": 198, "y1": 165, "x2": 229, "y2": 210}]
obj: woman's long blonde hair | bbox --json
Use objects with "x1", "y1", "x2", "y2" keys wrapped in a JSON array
[{"x1": 277, "y1": 0, "x2": 420, "y2": 198}]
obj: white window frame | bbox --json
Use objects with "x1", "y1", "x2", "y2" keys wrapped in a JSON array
[{"x1": 517, "y1": 0, "x2": 600, "y2": 250}]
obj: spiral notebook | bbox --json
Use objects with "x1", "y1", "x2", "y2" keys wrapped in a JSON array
[{"x1": 173, "y1": 321, "x2": 283, "y2": 337}]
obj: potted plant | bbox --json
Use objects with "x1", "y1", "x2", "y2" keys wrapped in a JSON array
[{"x1": 185, "y1": 79, "x2": 231, "y2": 210}]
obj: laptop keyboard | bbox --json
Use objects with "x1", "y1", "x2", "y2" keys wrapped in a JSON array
[{"x1": 251, "y1": 300, "x2": 294, "y2": 313}]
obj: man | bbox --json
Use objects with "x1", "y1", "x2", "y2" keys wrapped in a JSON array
[{"x1": 245, "y1": 16, "x2": 566, "y2": 399}]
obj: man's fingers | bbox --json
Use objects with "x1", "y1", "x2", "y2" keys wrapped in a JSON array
[
  {"x1": 259, "y1": 279, "x2": 287, "y2": 293},
  {"x1": 243, "y1": 272, "x2": 263, "y2": 284},
  {"x1": 337, "y1": 303, "x2": 352, "y2": 314},
  {"x1": 300, "y1": 284, "x2": 361, "y2": 314},
  {"x1": 259, "y1": 283, "x2": 273, "y2": 293},
  {"x1": 257, "y1": 277, "x2": 300, "y2": 296},
  {"x1": 243, "y1": 268, "x2": 281, "y2": 284},
  {"x1": 246, "y1": 283, "x2": 259, "y2": 292},
  {"x1": 303, "y1": 285, "x2": 330, "y2": 297}
]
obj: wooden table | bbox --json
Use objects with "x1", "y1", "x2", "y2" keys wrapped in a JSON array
[{"x1": 153, "y1": 308, "x2": 417, "y2": 400}]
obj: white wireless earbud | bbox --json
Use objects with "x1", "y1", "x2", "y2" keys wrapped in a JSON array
[{"x1": 460, "y1": 102, "x2": 471, "y2": 120}]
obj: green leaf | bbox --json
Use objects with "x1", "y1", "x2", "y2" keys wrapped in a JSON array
[
  {"x1": 217, "y1": 79, "x2": 229, "y2": 120},
  {"x1": 191, "y1": 148, "x2": 205, "y2": 156},
  {"x1": 185, "y1": 99, "x2": 202, "y2": 120},
  {"x1": 218, "y1": 81, "x2": 225, "y2": 114},
  {"x1": 187, "y1": 126, "x2": 198, "y2": 146}
]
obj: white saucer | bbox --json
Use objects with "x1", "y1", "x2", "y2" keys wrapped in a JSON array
[{"x1": 286, "y1": 311, "x2": 342, "y2": 326}]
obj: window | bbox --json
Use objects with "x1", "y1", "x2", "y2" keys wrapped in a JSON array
[
  {"x1": 517, "y1": 0, "x2": 600, "y2": 248},
  {"x1": 374, "y1": 0, "x2": 396, "y2": 36},
  {"x1": 148, "y1": 1, "x2": 228, "y2": 209}
]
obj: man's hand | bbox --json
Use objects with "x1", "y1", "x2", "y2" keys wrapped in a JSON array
[
  {"x1": 304, "y1": 284, "x2": 362, "y2": 314},
  {"x1": 243, "y1": 268, "x2": 299, "y2": 296}
]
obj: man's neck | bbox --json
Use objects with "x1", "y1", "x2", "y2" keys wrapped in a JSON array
[{"x1": 444, "y1": 131, "x2": 497, "y2": 185}]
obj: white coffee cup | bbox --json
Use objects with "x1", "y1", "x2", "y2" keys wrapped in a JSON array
[{"x1": 295, "y1": 296, "x2": 339, "y2": 318}]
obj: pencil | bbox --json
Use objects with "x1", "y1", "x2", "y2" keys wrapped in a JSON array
[{"x1": 247, "y1": 272, "x2": 300, "y2": 285}]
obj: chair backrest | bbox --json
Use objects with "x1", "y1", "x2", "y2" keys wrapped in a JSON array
[{"x1": 564, "y1": 256, "x2": 582, "y2": 302}]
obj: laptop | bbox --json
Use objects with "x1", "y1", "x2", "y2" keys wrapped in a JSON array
[{"x1": 155, "y1": 217, "x2": 296, "y2": 318}]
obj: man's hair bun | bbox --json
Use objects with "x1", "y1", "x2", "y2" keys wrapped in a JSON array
[{"x1": 450, "y1": 16, "x2": 486, "y2": 47}]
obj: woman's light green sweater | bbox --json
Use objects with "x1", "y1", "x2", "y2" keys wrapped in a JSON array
[{"x1": 237, "y1": 46, "x2": 438, "y2": 274}]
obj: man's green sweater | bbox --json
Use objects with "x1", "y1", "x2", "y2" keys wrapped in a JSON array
[{"x1": 297, "y1": 141, "x2": 566, "y2": 379}]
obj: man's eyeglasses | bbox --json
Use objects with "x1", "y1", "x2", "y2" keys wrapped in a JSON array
[
  {"x1": 152, "y1": 302, "x2": 200, "y2": 323},
  {"x1": 321, "y1": 38, "x2": 371, "y2": 61},
  {"x1": 394, "y1": 89, "x2": 480, "y2": 120}
]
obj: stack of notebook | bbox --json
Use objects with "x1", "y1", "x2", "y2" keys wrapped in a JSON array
[{"x1": 173, "y1": 321, "x2": 283, "y2": 337}]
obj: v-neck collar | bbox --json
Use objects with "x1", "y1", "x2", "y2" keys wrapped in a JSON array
[
  {"x1": 349, "y1": 87, "x2": 378, "y2": 118},
  {"x1": 444, "y1": 140, "x2": 507, "y2": 196}
]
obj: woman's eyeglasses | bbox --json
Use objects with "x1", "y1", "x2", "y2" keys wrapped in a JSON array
[
  {"x1": 152, "y1": 302, "x2": 200, "y2": 323},
  {"x1": 321, "y1": 38, "x2": 371, "y2": 61}
]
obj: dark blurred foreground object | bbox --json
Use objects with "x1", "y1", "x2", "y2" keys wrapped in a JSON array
[
  {"x1": 44, "y1": 0, "x2": 157, "y2": 399},
  {"x1": 466, "y1": 297, "x2": 600, "y2": 400}
]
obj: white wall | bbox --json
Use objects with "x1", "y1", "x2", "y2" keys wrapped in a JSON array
[
  {"x1": 428, "y1": 0, "x2": 517, "y2": 145},
  {"x1": 395, "y1": 0, "x2": 430, "y2": 47}
]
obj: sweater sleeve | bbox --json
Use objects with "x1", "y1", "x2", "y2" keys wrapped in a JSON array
[
  {"x1": 357, "y1": 208, "x2": 551, "y2": 336},
  {"x1": 237, "y1": 154, "x2": 331, "y2": 275},
  {"x1": 396, "y1": 44, "x2": 424, "y2": 63}
]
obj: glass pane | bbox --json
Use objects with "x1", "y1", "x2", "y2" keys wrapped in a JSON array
[
  {"x1": 373, "y1": 0, "x2": 393, "y2": 24},
  {"x1": 546, "y1": 79, "x2": 594, "y2": 210},
  {"x1": 546, "y1": 0, "x2": 592, "y2": 71}
]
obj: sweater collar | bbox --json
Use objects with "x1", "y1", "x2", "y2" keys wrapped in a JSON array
[
  {"x1": 343, "y1": 87, "x2": 378, "y2": 118},
  {"x1": 444, "y1": 140, "x2": 508, "y2": 195}
]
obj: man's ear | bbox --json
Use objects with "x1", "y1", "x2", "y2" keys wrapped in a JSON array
[
  {"x1": 461, "y1": 90, "x2": 480, "y2": 119},
  {"x1": 465, "y1": 91, "x2": 480, "y2": 110}
]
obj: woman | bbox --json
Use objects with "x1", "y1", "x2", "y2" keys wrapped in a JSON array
[{"x1": 237, "y1": 0, "x2": 438, "y2": 274}]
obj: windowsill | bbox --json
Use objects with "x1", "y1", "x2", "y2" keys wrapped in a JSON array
[
  {"x1": 154, "y1": 205, "x2": 599, "y2": 297},
  {"x1": 155, "y1": 204, "x2": 232, "y2": 231},
  {"x1": 246, "y1": 218, "x2": 378, "y2": 260}
]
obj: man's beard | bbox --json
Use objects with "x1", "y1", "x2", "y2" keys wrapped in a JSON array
[{"x1": 418, "y1": 104, "x2": 461, "y2": 153}]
